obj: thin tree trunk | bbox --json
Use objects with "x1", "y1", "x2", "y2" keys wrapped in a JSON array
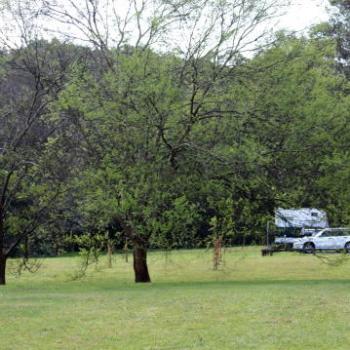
[
  {"x1": 133, "y1": 245, "x2": 151, "y2": 283},
  {"x1": 0, "y1": 205, "x2": 5, "y2": 285},
  {"x1": 107, "y1": 240, "x2": 113, "y2": 268},
  {"x1": 124, "y1": 239, "x2": 129, "y2": 263},
  {"x1": 0, "y1": 253, "x2": 6, "y2": 285},
  {"x1": 213, "y1": 236, "x2": 223, "y2": 270},
  {"x1": 24, "y1": 236, "x2": 29, "y2": 260}
]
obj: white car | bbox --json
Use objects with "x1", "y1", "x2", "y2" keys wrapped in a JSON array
[
  {"x1": 293, "y1": 228, "x2": 350, "y2": 254},
  {"x1": 275, "y1": 228, "x2": 321, "y2": 246}
]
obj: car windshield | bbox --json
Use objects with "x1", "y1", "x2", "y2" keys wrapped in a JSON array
[{"x1": 317, "y1": 229, "x2": 350, "y2": 237}]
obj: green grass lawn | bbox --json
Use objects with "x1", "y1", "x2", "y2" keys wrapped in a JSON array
[{"x1": 1, "y1": 247, "x2": 350, "y2": 349}]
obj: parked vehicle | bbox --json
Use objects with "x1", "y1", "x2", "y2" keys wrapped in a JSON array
[
  {"x1": 293, "y1": 228, "x2": 350, "y2": 254},
  {"x1": 274, "y1": 228, "x2": 321, "y2": 248},
  {"x1": 273, "y1": 208, "x2": 328, "y2": 250},
  {"x1": 275, "y1": 208, "x2": 328, "y2": 229}
]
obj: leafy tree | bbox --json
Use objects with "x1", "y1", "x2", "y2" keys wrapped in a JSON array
[
  {"x1": 243, "y1": 32, "x2": 350, "y2": 225},
  {"x1": 52, "y1": 0, "x2": 284, "y2": 283},
  {"x1": 0, "y1": 36, "x2": 81, "y2": 284}
]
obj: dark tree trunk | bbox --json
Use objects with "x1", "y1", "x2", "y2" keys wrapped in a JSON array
[
  {"x1": 24, "y1": 236, "x2": 29, "y2": 260},
  {"x1": 0, "y1": 206, "x2": 5, "y2": 285},
  {"x1": 0, "y1": 253, "x2": 6, "y2": 285},
  {"x1": 133, "y1": 245, "x2": 151, "y2": 283}
]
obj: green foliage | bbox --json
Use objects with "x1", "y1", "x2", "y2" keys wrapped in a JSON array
[
  {"x1": 150, "y1": 195, "x2": 201, "y2": 249},
  {"x1": 62, "y1": 32, "x2": 350, "y2": 246},
  {"x1": 68, "y1": 234, "x2": 105, "y2": 280},
  {"x1": 2, "y1": 25, "x2": 350, "y2": 262},
  {"x1": 209, "y1": 198, "x2": 235, "y2": 241}
]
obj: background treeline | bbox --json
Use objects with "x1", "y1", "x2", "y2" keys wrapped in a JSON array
[{"x1": 1, "y1": 0, "x2": 350, "y2": 283}]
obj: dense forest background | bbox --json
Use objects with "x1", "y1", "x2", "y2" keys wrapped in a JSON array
[{"x1": 1, "y1": 0, "x2": 350, "y2": 283}]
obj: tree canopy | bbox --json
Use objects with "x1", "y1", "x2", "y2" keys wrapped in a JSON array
[{"x1": 0, "y1": 0, "x2": 350, "y2": 284}]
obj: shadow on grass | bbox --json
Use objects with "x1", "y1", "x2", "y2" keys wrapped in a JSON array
[
  {"x1": 4, "y1": 277, "x2": 350, "y2": 297},
  {"x1": 134, "y1": 277, "x2": 350, "y2": 288},
  {"x1": 55, "y1": 277, "x2": 350, "y2": 293}
]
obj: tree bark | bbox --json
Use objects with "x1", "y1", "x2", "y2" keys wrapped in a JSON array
[
  {"x1": 107, "y1": 240, "x2": 113, "y2": 268},
  {"x1": 24, "y1": 236, "x2": 29, "y2": 260},
  {"x1": 0, "y1": 253, "x2": 6, "y2": 285},
  {"x1": 213, "y1": 236, "x2": 223, "y2": 270},
  {"x1": 0, "y1": 203, "x2": 5, "y2": 285},
  {"x1": 124, "y1": 239, "x2": 129, "y2": 263},
  {"x1": 133, "y1": 245, "x2": 151, "y2": 283}
]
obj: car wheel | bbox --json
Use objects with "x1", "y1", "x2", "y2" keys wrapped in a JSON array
[
  {"x1": 344, "y1": 242, "x2": 350, "y2": 254},
  {"x1": 303, "y1": 242, "x2": 315, "y2": 254}
]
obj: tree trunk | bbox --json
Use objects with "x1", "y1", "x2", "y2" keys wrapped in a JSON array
[
  {"x1": 107, "y1": 240, "x2": 113, "y2": 268},
  {"x1": 213, "y1": 236, "x2": 223, "y2": 270},
  {"x1": 24, "y1": 236, "x2": 29, "y2": 260},
  {"x1": 0, "y1": 206, "x2": 5, "y2": 285},
  {"x1": 133, "y1": 245, "x2": 151, "y2": 283},
  {"x1": 0, "y1": 253, "x2": 6, "y2": 285},
  {"x1": 124, "y1": 239, "x2": 129, "y2": 263}
]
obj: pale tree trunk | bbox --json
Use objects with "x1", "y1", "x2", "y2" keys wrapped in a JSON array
[
  {"x1": 133, "y1": 245, "x2": 151, "y2": 283},
  {"x1": 107, "y1": 240, "x2": 113, "y2": 268},
  {"x1": 213, "y1": 236, "x2": 223, "y2": 270},
  {"x1": 124, "y1": 239, "x2": 129, "y2": 263}
]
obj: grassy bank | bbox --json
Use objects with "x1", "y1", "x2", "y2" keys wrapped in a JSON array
[{"x1": 1, "y1": 247, "x2": 350, "y2": 349}]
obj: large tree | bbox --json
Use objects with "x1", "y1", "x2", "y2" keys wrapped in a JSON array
[{"x1": 49, "y1": 0, "x2": 286, "y2": 282}]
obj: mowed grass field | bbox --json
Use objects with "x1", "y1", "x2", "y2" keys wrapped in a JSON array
[{"x1": 1, "y1": 247, "x2": 350, "y2": 350}]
